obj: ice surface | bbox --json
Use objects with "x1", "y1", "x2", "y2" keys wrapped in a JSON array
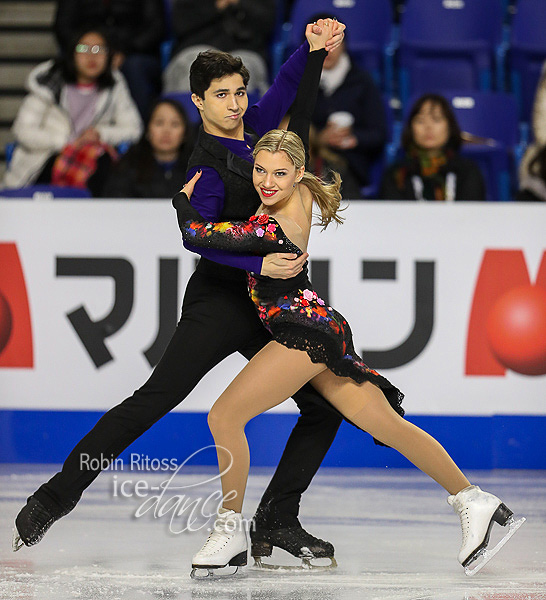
[{"x1": 1, "y1": 465, "x2": 544, "y2": 600}]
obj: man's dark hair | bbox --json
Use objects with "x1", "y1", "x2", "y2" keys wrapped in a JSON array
[
  {"x1": 402, "y1": 93, "x2": 462, "y2": 152},
  {"x1": 189, "y1": 50, "x2": 250, "y2": 99}
]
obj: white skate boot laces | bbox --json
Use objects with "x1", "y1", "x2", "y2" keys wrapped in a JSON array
[
  {"x1": 198, "y1": 522, "x2": 234, "y2": 556},
  {"x1": 190, "y1": 512, "x2": 247, "y2": 579}
]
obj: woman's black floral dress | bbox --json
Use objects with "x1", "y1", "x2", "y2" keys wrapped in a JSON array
[{"x1": 173, "y1": 192, "x2": 405, "y2": 425}]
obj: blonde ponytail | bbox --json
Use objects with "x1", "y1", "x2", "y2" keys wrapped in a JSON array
[
  {"x1": 301, "y1": 170, "x2": 344, "y2": 229},
  {"x1": 254, "y1": 129, "x2": 345, "y2": 229}
]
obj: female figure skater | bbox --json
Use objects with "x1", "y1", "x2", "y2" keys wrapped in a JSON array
[{"x1": 173, "y1": 130, "x2": 524, "y2": 577}]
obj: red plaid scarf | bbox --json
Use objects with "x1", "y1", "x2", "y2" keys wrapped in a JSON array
[{"x1": 52, "y1": 142, "x2": 118, "y2": 189}]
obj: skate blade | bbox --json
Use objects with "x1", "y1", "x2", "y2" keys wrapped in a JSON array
[
  {"x1": 253, "y1": 556, "x2": 337, "y2": 571},
  {"x1": 12, "y1": 527, "x2": 24, "y2": 552},
  {"x1": 464, "y1": 516, "x2": 526, "y2": 577},
  {"x1": 190, "y1": 565, "x2": 242, "y2": 579}
]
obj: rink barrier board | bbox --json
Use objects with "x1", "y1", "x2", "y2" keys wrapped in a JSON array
[
  {"x1": 1, "y1": 410, "x2": 545, "y2": 469},
  {"x1": 1, "y1": 201, "x2": 545, "y2": 418},
  {"x1": 1, "y1": 202, "x2": 545, "y2": 469}
]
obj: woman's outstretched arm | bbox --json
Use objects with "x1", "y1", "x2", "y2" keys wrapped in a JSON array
[{"x1": 173, "y1": 190, "x2": 294, "y2": 256}]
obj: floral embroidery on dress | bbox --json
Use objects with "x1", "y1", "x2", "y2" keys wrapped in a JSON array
[
  {"x1": 184, "y1": 213, "x2": 280, "y2": 244},
  {"x1": 246, "y1": 277, "x2": 387, "y2": 380}
]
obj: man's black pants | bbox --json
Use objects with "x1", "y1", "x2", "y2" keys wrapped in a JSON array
[{"x1": 34, "y1": 269, "x2": 342, "y2": 528}]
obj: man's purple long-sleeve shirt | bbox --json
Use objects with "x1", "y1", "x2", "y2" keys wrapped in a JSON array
[{"x1": 183, "y1": 43, "x2": 309, "y2": 273}]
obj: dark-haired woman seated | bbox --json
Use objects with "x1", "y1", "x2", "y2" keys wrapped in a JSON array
[
  {"x1": 102, "y1": 99, "x2": 195, "y2": 199},
  {"x1": 2, "y1": 28, "x2": 142, "y2": 194},
  {"x1": 380, "y1": 94, "x2": 486, "y2": 201}
]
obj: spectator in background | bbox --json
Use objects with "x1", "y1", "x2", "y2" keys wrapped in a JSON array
[
  {"x1": 519, "y1": 64, "x2": 546, "y2": 197},
  {"x1": 164, "y1": 0, "x2": 276, "y2": 95},
  {"x1": 102, "y1": 99, "x2": 194, "y2": 198},
  {"x1": 54, "y1": 0, "x2": 166, "y2": 119},
  {"x1": 380, "y1": 94, "x2": 486, "y2": 201},
  {"x1": 518, "y1": 145, "x2": 546, "y2": 202},
  {"x1": 310, "y1": 22, "x2": 386, "y2": 199},
  {"x1": 2, "y1": 29, "x2": 142, "y2": 195},
  {"x1": 308, "y1": 123, "x2": 364, "y2": 200}
]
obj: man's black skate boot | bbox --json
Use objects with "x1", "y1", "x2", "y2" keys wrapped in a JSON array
[
  {"x1": 12, "y1": 496, "x2": 75, "y2": 551},
  {"x1": 251, "y1": 523, "x2": 336, "y2": 569}
]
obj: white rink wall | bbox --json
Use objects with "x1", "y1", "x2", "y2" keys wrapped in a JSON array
[{"x1": 0, "y1": 201, "x2": 545, "y2": 467}]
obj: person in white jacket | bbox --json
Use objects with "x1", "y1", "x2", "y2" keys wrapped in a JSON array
[
  {"x1": 519, "y1": 62, "x2": 546, "y2": 199},
  {"x1": 2, "y1": 28, "x2": 142, "y2": 191}
]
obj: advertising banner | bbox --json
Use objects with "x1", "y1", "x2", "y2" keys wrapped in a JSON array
[{"x1": 1, "y1": 200, "x2": 545, "y2": 418}]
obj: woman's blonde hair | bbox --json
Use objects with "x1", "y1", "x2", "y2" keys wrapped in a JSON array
[{"x1": 253, "y1": 129, "x2": 344, "y2": 228}]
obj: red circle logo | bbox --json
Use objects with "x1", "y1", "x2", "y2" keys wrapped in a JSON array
[{"x1": 486, "y1": 285, "x2": 546, "y2": 376}]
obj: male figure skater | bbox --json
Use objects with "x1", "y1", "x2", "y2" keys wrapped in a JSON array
[{"x1": 14, "y1": 21, "x2": 345, "y2": 568}]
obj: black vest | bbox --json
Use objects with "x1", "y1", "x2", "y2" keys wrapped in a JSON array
[{"x1": 187, "y1": 125, "x2": 260, "y2": 282}]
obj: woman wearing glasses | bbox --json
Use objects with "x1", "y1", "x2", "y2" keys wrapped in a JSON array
[{"x1": 2, "y1": 28, "x2": 142, "y2": 194}]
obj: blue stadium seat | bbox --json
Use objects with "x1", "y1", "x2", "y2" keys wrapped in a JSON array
[
  {"x1": 160, "y1": 0, "x2": 175, "y2": 69},
  {"x1": 285, "y1": 0, "x2": 395, "y2": 93},
  {"x1": 509, "y1": 0, "x2": 546, "y2": 123},
  {"x1": 399, "y1": 0, "x2": 505, "y2": 108},
  {"x1": 162, "y1": 92, "x2": 201, "y2": 125},
  {"x1": 5, "y1": 141, "x2": 15, "y2": 165},
  {"x1": 0, "y1": 185, "x2": 92, "y2": 199},
  {"x1": 442, "y1": 91, "x2": 520, "y2": 201},
  {"x1": 361, "y1": 96, "x2": 396, "y2": 199},
  {"x1": 269, "y1": 0, "x2": 290, "y2": 78}
]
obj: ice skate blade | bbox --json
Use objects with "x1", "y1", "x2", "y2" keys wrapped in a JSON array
[
  {"x1": 464, "y1": 516, "x2": 526, "y2": 577},
  {"x1": 253, "y1": 556, "x2": 337, "y2": 571},
  {"x1": 12, "y1": 527, "x2": 24, "y2": 552},
  {"x1": 190, "y1": 565, "x2": 242, "y2": 579}
]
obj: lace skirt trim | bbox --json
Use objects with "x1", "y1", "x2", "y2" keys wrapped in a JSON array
[{"x1": 273, "y1": 327, "x2": 405, "y2": 447}]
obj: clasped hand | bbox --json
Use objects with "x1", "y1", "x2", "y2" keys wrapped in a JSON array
[{"x1": 306, "y1": 17, "x2": 346, "y2": 53}]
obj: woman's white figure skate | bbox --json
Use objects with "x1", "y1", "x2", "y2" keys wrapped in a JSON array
[
  {"x1": 448, "y1": 485, "x2": 525, "y2": 576},
  {"x1": 190, "y1": 509, "x2": 247, "y2": 579}
]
